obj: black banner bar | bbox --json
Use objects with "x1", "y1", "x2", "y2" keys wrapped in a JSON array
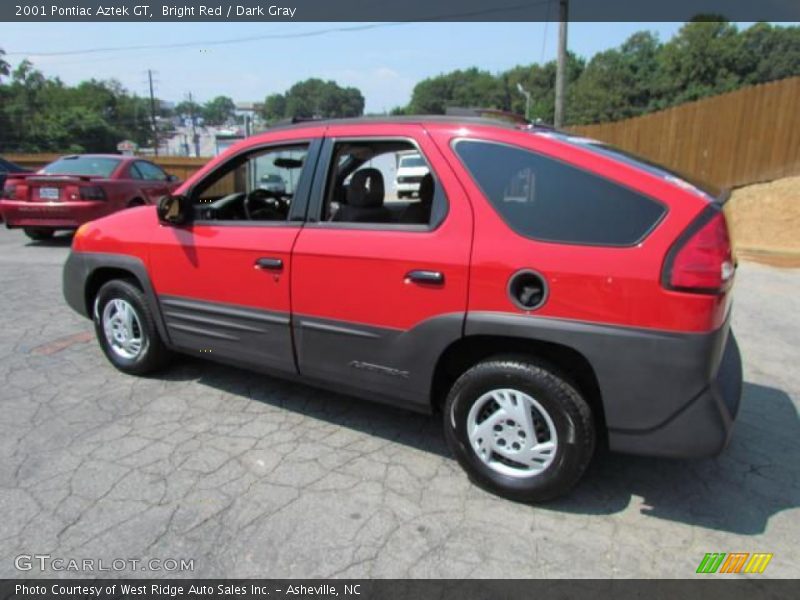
[
  {"x1": 2, "y1": 580, "x2": 800, "y2": 600},
  {"x1": 3, "y1": 0, "x2": 800, "y2": 23}
]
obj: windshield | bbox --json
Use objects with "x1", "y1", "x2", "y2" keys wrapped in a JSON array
[
  {"x1": 399, "y1": 155, "x2": 425, "y2": 168},
  {"x1": 41, "y1": 156, "x2": 121, "y2": 177},
  {"x1": 262, "y1": 174, "x2": 283, "y2": 183}
]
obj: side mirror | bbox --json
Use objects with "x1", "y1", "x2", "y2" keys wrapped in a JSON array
[
  {"x1": 166, "y1": 174, "x2": 180, "y2": 183},
  {"x1": 157, "y1": 194, "x2": 192, "y2": 226}
]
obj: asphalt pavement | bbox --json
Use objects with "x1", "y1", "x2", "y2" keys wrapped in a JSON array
[{"x1": 0, "y1": 228, "x2": 797, "y2": 578}]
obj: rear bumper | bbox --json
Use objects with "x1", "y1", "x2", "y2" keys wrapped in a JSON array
[
  {"x1": 465, "y1": 310, "x2": 743, "y2": 459},
  {"x1": 0, "y1": 199, "x2": 110, "y2": 229},
  {"x1": 396, "y1": 182, "x2": 421, "y2": 193},
  {"x1": 607, "y1": 330, "x2": 742, "y2": 458}
]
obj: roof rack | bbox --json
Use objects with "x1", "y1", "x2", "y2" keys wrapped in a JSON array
[
  {"x1": 444, "y1": 107, "x2": 529, "y2": 126},
  {"x1": 261, "y1": 113, "x2": 546, "y2": 132}
]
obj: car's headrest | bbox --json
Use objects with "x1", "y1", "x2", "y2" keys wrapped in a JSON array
[
  {"x1": 347, "y1": 168, "x2": 384, "y2": 207},
  {"x1": 419, "y1": 173, "x2": 434, "y2": 206}
]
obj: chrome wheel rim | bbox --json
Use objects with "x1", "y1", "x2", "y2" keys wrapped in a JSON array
[
  {"x1": 102, "y1": 298, "x2": 145, "y2": 360},
  {"x1": 466, "y1": 388, "x2": 558, "y2": 478}
]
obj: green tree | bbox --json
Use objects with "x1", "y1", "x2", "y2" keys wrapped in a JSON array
[
  {"x1": 203, "y1": 95, "x2": 236, "y2": 125},
  {"x1": 504, "y1": 52, "x2": 584, "y2": 123},
  {"x1": 262, "y1": 79, "x2": 365, "y2": 122},
  {"x1": 568, "y1": 32, "x2": 660, "y2": 124},
  {"x1": 0, "y1": 48, "x2": 9, "y2": 79},
  {"x1": 408, "y1": 68, "x2": 507, "y2": 114},
  {"x1": 0, "y1": 59, "x2": 161, "y2": 152},
  {"x1": 651, "y1": 20, "x2": 743, "y2": 108},
  {"x1": 174, "y1": 100, "x2": 202, "y2": 119},
  {"x1": 262, "y1": 93, "x2": 286, "y2": 121},
  {"x1": 737, "y1": 23, "x2": 800, "y2": 85}
]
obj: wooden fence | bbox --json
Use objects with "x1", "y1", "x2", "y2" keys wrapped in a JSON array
[{"x1": 569, "y1": 76, "x2": 800, "y2": 190}]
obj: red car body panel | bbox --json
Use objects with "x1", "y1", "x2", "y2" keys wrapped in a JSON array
[
  {"x1": 1, "y1": 154, "x2": 180, "y2": 231},
  {"x1": 426, "y1": 125, "x2": 731, "y2": 333},
  {"x1": 63, "y1": 118, "x2": 742, "y2": 460},
  {"x1": 291, "y1": 123, "x2": 473, "y2": 331}
]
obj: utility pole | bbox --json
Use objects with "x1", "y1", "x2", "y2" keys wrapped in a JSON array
[
  {"x1": 147, "y1": 69, "x2": 159, "y2": 156},
  {"x1": 554, "y1": 0, "x2": 568, "y2": 129},
  {"x1": 188, "y1": 91, "x2": 200, "y2": 157}
]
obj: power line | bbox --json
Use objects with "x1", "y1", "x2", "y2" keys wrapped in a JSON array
[
  {"x1": 540, "y1": 0, "x2": 552, "y2": 64},
  {"x1": 5, "y1": 1, "x2": 554, "y2": 58}
]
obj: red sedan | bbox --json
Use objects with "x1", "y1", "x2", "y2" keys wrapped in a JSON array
[{"x1": 0, "y1": 154, "x2": 180, "y2": 240}]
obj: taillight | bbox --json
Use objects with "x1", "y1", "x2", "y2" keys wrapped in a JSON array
[
  {"x1": 2, "y1": 184, "x2": 16, "y2": 199},
  {"x1": 663, "y1": 207, "x2": 735, "y2": 294},
  {"x1": 79, "y1": 185, "x2": 107, "y2": 201}
]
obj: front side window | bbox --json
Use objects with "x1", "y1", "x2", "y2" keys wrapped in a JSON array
[
  {"x1": 191, "y1": 144, "x2": 308, "y2": 222},
  {"x1": 320, "y1": 140, "x2": 446, "y2": 227},
  {"x1": 454, "y1": 140, "x2": 666, "y2": 246}
]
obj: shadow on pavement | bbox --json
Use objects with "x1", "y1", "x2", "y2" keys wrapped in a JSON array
[
  {"x1": 544, "y1": 382, "x2": 799, "y2": 534},
  {"x1": 164, "y1": 357, "x2": 450, "y2": 459},
  {"x1": 23, "y1": 232, "x2": 74, "y2": 247},
  {"x1": 166, "y1": 359, "x2": 799, "y2": 535}
]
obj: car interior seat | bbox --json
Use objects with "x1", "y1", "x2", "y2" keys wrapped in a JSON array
[{"x1": 332, "y1": 168, "x2": 393, "y2": 223}]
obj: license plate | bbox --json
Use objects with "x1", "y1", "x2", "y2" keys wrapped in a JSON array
[{"x1": 39, "y1": 187, "x2": 60, "y2": 200}]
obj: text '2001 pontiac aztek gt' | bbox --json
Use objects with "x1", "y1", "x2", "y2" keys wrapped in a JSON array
[{"x1": 63, "y1": 117, "x2": 742, "y2": 502}]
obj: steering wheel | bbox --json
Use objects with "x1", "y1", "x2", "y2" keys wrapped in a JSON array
[
  {"x1": 202, "y1": 192, "x2": 245, "y2": 220},
  {"x1": 244, "y1": 188, "x2": 288, "y2": 221}
]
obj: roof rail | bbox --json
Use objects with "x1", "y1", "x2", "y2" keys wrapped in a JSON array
[
  {"x1": 445, "y1": 107, "x2": 529, "y2": 126},
  {"x1": 269, "y1": 116, "x2": 324, "y2": 128}
]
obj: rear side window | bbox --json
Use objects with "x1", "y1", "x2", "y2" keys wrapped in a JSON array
[{"x1": 453, "y1": 140, "x2": 666, "y2": 246}]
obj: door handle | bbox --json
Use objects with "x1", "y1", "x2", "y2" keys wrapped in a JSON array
[
  {"x1": 255, "y1": 257, "x2": 283, "y2": 270},
  {"x1": 406, "y1": 270, "x2": 444, "y2": 285}
]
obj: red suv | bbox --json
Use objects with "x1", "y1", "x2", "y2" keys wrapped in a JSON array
[
  {"x1": 1, "y1": 154, "x2": 180, "y2": 240},
  {"x1": 62, "y1": 117, "x2": 742, "y2": 502}
]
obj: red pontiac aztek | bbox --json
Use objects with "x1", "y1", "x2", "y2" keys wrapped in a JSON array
[
  {"x1": 1, "y1": 154, "x2": 180, "y2": 240},
  {"x1": 62, "y1": 116, "x2": 742, "y2": 502}
]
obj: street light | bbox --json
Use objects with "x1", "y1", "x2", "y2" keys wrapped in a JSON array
[{"x1": 516, "y1": 82, "x2": 532, "y2": 122}]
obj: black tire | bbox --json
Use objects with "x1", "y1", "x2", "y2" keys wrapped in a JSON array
[
  {"x1": 24, "y1": 228, "x2": 55, "y2": 241},
  {"x1": 93, "y1": 279, "x2": 171, "y2": 375},
  {"x1": 397, "y1": 191, "x2": 409, "y2": 199},
  {"x1": 444, "y1": 358, "x2": 595, "y2": 503}
]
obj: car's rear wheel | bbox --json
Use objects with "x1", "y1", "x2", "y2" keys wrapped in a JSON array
[
  {"x1": 93, "y1": 279, "x2": 171, "y2": 375},
  {"x1": 24, "y1": 228, "x2": 55, "y2": 241},
  {"x1": 444, "y1": 358, "x2": 595, "y2": 502}
]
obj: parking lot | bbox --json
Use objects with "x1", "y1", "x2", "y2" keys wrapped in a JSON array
[{"x1": 0, "y1": 227, "x2": 798, "y2": 578}]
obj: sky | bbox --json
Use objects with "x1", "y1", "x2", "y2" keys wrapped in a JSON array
[{"x1": 0, "y1": 22, "x2": 760, "y2": 113}]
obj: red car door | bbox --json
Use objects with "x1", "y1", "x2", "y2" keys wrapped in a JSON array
[
  {"x1": 147, "y1": 138, "x2": 322, "y2": 375},
  {"x1": 290, "y1": 124, "x2": 473, "y2": 410}
]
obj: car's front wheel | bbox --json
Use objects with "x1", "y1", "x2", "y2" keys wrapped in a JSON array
[
  {"x1": 93, "y1": 279, "x2": 171, "y2": 375},
  {"x1": 24, "y1": 228, "x2": 55, "y2": 241},
  {"x1": 444, "y1": 358, "x2": 595, "y2": 502}
]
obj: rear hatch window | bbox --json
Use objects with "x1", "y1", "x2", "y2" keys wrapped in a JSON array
[
  {"x1": 536, "y1": 131, "x2": 720, "y2": 200},
  {"x1": 41, "y1": 156, "x2": 121, "y2": 178},
  {"x1": 453, "y1": 139, "x2": 666, "y2": 246}
]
